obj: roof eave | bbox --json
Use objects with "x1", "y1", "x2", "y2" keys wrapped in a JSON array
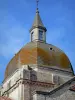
[{"x1": 29, "y1": 26, "x2": 47, "y2": 32}]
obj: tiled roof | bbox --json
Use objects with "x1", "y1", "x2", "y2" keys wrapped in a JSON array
[
  {"x1": 0, "y1": 96, "x2": 12, "y2": 100},
  {"x1": 4, "y1": 42, "x2": 73, "y2": 79}
]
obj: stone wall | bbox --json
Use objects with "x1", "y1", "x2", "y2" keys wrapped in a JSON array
[
  {"x1": 33, "y1": 90, "x2": 75, "y2": 100},
  {"x1": 23, "y1": 81, "x2": 54, "y2": 100}
]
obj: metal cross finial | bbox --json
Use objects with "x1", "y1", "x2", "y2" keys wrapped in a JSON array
[{"x1": 36, "y1": 0, "x2": 39, "y2": 9}]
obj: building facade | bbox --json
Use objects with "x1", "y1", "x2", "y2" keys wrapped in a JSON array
[{"x1": 0, "y1": 4, "x2": 75, "y2": 100}]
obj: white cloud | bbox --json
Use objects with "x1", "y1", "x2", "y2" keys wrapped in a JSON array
[
  {"x1": 0, "y1": 13, "x2": 28, "y2": 59},
  {"x1": 0, "y1": 27, "x2": 28, "y2": 58},
  {"x1": 0, "y1": 37, "x2": 21, "y2": 58}
]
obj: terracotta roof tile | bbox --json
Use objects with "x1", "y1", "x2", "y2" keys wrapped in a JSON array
[
  {"x1": 0, "y1": 96, "x2": 12, "y2": 100},
  {"x1": 70, "y1": 85, "x2": 75, "y2": 91}
]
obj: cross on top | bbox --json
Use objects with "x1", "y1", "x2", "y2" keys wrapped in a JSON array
[{"x1": 36, "y1": 0, "x2": 39, "y2": 9}]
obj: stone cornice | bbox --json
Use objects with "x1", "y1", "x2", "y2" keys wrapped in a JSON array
[
  {"x1": 2, "y1": 78, "x2": 54, "y2": 96},
  {"x1": 22, "y1": 79, "x2": 54, "y2": 87},
  {"x1": 38, "y1": 65, "x2": 73, "y2": 75}
]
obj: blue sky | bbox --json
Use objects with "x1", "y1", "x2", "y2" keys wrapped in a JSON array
[{"x1": 0, "y1": 0, "x2": 75, "y2": 84}]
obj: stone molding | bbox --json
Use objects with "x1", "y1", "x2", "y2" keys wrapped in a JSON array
[
  {"x1": 2, "y1": 78, "x2": 54, "y2": 96},
  {"x1": 36, "y1": 76, "x2": 75, "y2": 97}
]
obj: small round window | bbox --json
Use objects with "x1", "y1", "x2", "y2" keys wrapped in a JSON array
[
  {"x1": 50, "y1": 47, "x2": 53, "y2": 50},
  {"x1": 49, "y1": 47, "x2": 55, "y2": 51}
]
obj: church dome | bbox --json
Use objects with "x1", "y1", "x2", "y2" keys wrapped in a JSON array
[
  {"x1": 5, "y1": 41, "x2": 73, "y2": 79},
  {"x1": 4, "y1": 5, "x2": 74, "y2": 79}
]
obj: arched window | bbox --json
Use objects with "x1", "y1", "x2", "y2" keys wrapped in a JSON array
[
  {"x1": 39, "y1": 30, "x2": 43, "y2": 40},
  {"x1": 31, "y1": 32, "x2": 34, "y2": 41}
]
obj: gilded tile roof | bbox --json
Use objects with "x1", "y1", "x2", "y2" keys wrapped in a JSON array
[{"x1": 5, "y1": 41, "x2": 73, "y2": 79}]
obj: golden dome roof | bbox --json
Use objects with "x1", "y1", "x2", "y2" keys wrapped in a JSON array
[{"x1": 5, "y1": 41, "x2": 73, "y2": 79}]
